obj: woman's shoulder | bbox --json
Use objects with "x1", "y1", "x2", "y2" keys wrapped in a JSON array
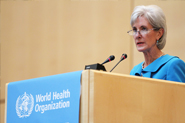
[
  {"x1": 164, "y1": 55, "x2": 185, "y2": 82},
  {"x1": 164, "y1": 54, "x2": 185, "y2": 66}
]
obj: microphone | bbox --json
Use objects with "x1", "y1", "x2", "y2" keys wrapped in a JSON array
[
  {"x1": 101, "y1": 55, "x2": 115, "y2": 65},
  {"x1": 85, "y1": 55, "x2": 115, "y2": 71},
  {"x1": 110, "y1": 54, "x2": 127, "y2": 72}
]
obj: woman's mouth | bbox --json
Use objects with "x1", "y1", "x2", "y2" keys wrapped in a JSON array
[{"x1": 137, "y1": 42, "x2": 144, "y2": 45}]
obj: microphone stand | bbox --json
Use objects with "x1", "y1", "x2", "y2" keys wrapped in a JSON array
[
  {"x1": 110, "y1": 54, "x2": 127, "y2": 72},
  {"x1": 110, "y1": 60, "x2": 121, "y2": 72}
]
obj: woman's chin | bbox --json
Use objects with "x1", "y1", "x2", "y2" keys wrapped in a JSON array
[{"x1": 136, "y1": 47, "x2": 146, "y2": 52}]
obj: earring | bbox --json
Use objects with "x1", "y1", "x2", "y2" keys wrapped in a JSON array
[{"x1": 156, "y1": 40, "x2": 159, "y2": 45}]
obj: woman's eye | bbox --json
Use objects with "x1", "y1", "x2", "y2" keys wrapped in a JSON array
[
  {"x1": 141, "y1": 28, "x2": 147, "y2": 31},
  {"x1": 133, "y1": 29, "x2": 137, "y2": 32}
]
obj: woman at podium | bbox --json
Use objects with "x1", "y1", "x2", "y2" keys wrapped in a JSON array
[{"x1": 128, "y1": 5, "x2": 185, "y2": 82}]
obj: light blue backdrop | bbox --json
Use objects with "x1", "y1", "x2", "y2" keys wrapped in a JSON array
[{"x1": 6, "y1": 70, "x2": 82, "y2": 123}]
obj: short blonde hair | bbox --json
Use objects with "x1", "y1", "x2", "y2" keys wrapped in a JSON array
[{"x1": 130, "y1": 5, "x2": 167, "y2": 50}]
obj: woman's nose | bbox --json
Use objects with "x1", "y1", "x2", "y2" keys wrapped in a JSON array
[{"x1": 135, "y1": 31, "x2": 141, "y2": 38}]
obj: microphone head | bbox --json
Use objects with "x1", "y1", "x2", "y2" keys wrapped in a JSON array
[
  {"x1": 120, "y1": 54, "x2": 127, "y2": 61},
  {"x1": 102, "y1": 55, "x2": 115, "y2": 65},
  {"x1": 109, "y1": 55, "x2": 115, "y2": 61}
]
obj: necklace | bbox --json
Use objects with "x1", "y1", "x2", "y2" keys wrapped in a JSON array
[{"x1": 142, "y1": 53, "x2": 165, "y2": 69}]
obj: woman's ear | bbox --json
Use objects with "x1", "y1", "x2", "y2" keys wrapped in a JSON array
[{"x1": 157, "y1": 28, "x2": 164, "y2": 40}]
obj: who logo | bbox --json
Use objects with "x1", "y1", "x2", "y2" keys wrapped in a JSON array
[{"x1": 16, "y1": 92, "x2": 34, "y2": 118}]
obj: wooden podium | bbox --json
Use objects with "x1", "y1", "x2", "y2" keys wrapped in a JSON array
[{"x1": 80, "y1": 70, "x2": 185, "y2": 123}]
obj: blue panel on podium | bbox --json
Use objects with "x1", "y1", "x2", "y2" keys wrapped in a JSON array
[{"x1": 6, "y1": 70, "x2": 82, "y2": 123}]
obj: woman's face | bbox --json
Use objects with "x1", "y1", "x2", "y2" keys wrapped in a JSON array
[{"x1": 132, "y1": 16, "x2": 160, "y2": 53}]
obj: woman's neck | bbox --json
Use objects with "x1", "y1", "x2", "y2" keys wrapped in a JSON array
[{"x1": 143, "y1": 50, "x2": 164, "y2": 69}]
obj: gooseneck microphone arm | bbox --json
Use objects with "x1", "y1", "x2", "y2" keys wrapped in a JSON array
[
  {"x1": 110, "y1": 60, "x2": 121, "y2": 72},
  {"x1": 110, "y1": 54, "x2": 127, "y2": 72}
]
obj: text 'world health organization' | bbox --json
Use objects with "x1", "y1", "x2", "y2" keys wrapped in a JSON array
[{"x1": 35, "y1": 89, "x2": 71, "y2": 114}]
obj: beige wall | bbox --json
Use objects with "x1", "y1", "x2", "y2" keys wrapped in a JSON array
[{"x1": 1, "y1": 0, "x2": 185, "y2": 122}]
